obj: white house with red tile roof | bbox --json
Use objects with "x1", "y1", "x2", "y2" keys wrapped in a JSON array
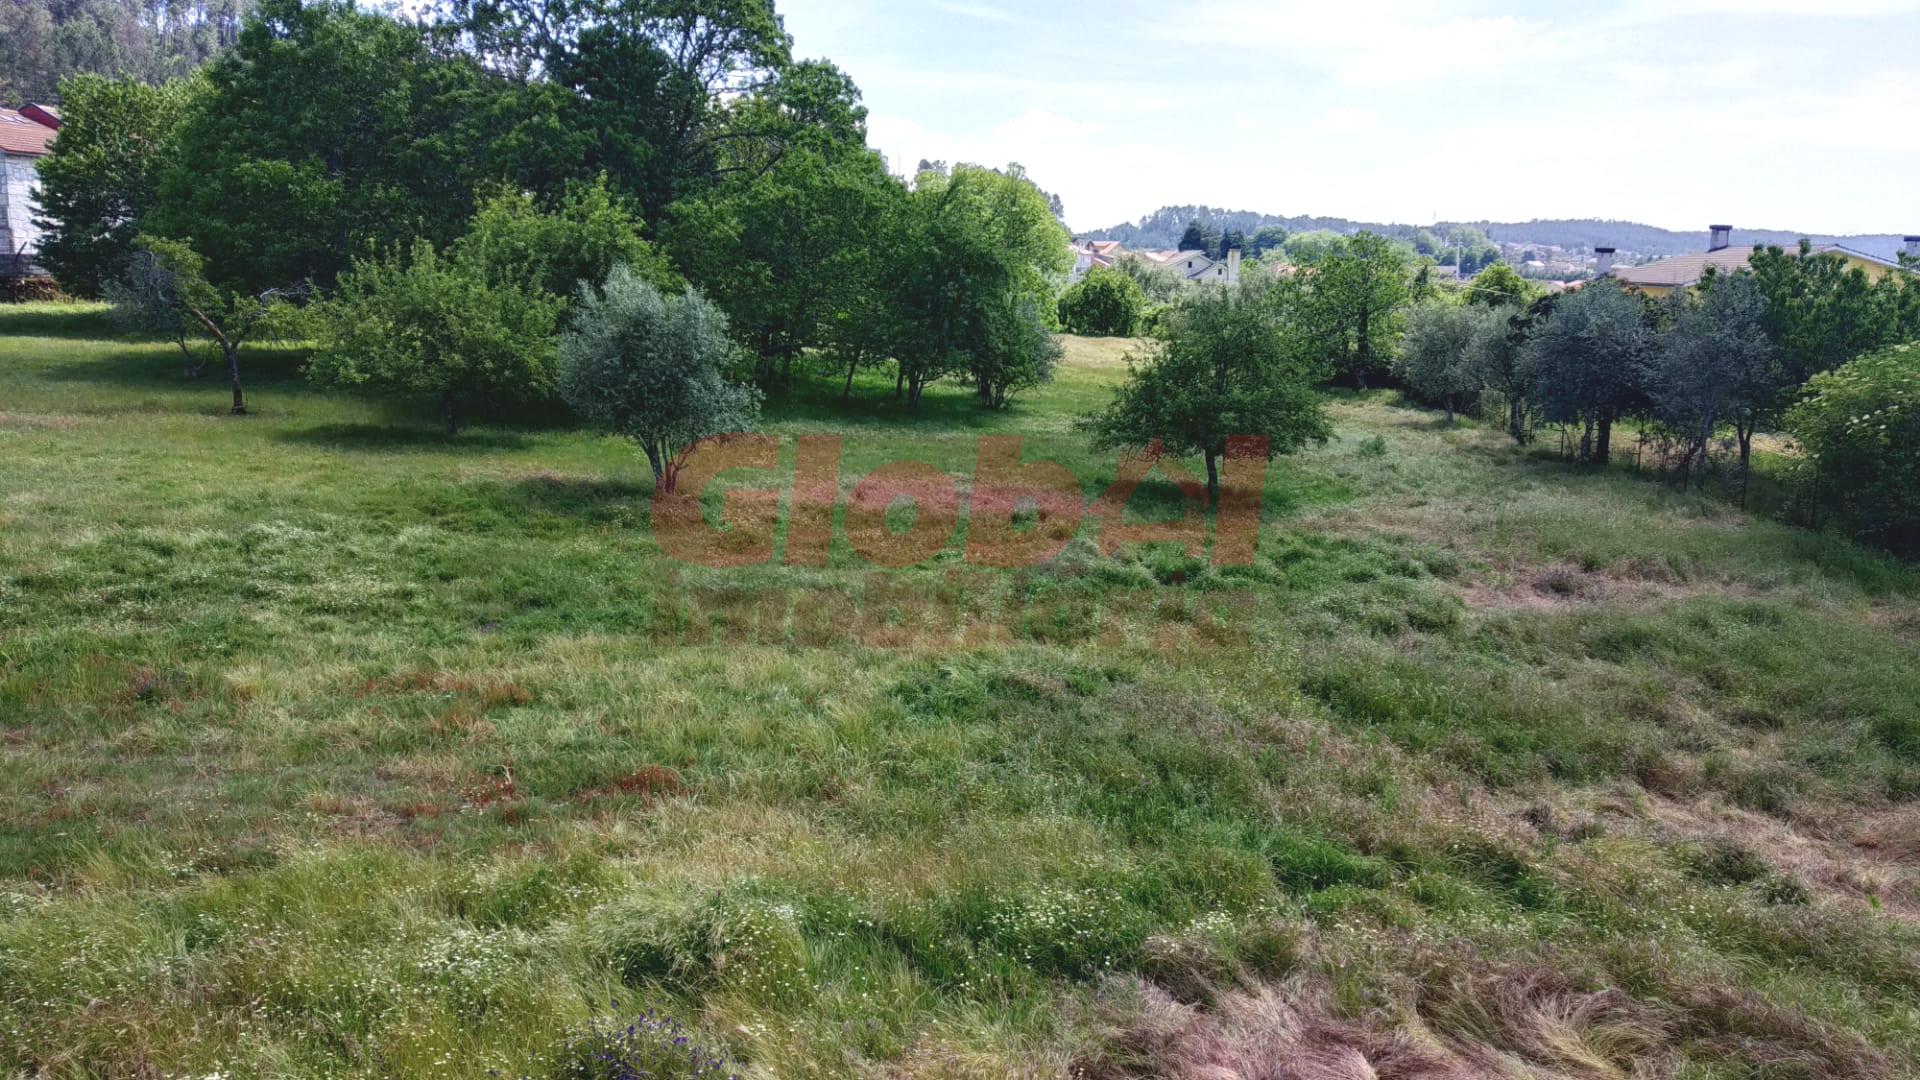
[
  {"x1": 1139, "y1": 247, "x2": 1242, "y2": 285},
  {"x1": 1, "y1": 105, "x2": 60, "y2": 275}
]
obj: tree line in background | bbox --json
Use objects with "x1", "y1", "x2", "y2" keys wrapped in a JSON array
[
  {"x1": 33, "y1": 0, "x2": 1073, "y2": 466},
  {"x1": 0, "y1": 0, "x2": 253, "y2": 104},
  {"x1": 22, "y1": 0, "x2": 1920, "y2": 557},
  {"x1": 1064, "y1": 222, "x2": 1920, "y2": 554},
  {"x1": 1393, "y1": 243, "x2": 1920, "y2": 553}
]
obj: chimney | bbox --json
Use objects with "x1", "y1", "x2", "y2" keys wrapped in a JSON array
[
  {"x1": 1594, "y1": 247, "x2": 1616, "y2": 277},
  {"x1": 1226, "y1": 246, "x2": 1241, "y2": 283},
  {"x1": 1905, "y1": 236, "x2": 1920, "y2": 261},
  {"x1": 1708, "y1": 225, "x2": 1733, "y2": 252}
]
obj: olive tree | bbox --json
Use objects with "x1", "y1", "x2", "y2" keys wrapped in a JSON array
[
  {"x1": 1525, "y1": 279, "x2": 1655, "y2": 464},
  {"x1": 1649, "y1": 272, "x2": 1776, "y2": 491},
  {"x1": 558, "y1": 267, "x2": 762, "y2": 493},
  {"x1": 1396, "y1": 302, "x2": 1499, "y2": 424}
]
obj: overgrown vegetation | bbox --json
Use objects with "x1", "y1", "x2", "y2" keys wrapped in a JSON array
[{"x1": 4, "y1": 310, "x2": 1920, "y2": 1077}]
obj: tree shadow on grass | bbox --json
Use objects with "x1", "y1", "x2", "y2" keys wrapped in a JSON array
[
  {"x1": 450, "y1": 473, "x2": 653, "y2": 535},
  {"x1": 764, "y1": 363, "x2": 1033, "y2": 432},
  {"x1": 273, "y1": 423, "x2": 536, "y2": 454},
  {"x1": 38, "y1": 344, "x2": 316, "y2": 397}
]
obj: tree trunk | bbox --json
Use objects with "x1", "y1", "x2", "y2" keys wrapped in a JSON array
[
  {"x1": 1508, "y1": 397, "x2": 1526, "y2": 445},
  {"x1": 1593, "y1": 415, "x2": 1613, "y2": 466},
  {"x1": 1444, "y1": 396, "x2": 1456, "y2": 425},
  {"x1": 894, "y1": 363, "x2": 906, "y2": 399},
  {"x1": 226, "y1": 343, "x2": 247, "y2": 415},
  {"x1": 1205, "y1": 449, "x2": 1220, "y2": 507},
  {"x1": 443, "y1": 391, "x2": 461, "y2": 437},
  {"x1": 1736, "y1": 417, "x2": 1755, "y2": 509},
  {"x1": 1354, "y1": 309, "x2": 1371, "y2": 389},
  {"x1": 842, "y1": 357, "x2": 858, "y2": 400},
  {"x1": 644, "y1": 443, "x2": 667, "y2": 493}
]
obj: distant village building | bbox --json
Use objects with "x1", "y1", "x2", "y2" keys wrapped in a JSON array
[
  {"x1": 1138, "y1": 247, "x2": 1242, "y2": 285},
  {"x1": 1067, "y1": 239, "x2": 1244, "y2": 286},
  {"x1": 1603, "y1": 224, "x2": 1911, "y2": 297},
  {"x1": 0, "y1": 104, "x2": 59, "y2": 278},
  {"x1": 1067, "y1": 239, "x2": 1123, "y2": 283}
]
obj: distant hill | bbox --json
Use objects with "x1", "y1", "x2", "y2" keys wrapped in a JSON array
[{"x1": 1091, "y1": 206, "x2": 1914, "y2": 261}]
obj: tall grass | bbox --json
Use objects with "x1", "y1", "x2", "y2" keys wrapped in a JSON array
[{"x1": 2, "y1": 304, "x2": 1918, "y2": 1077}]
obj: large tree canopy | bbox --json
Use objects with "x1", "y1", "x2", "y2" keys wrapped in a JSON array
[
  {"x1": 147, "y1": 0, "x2": 496, "y2": 294},
  {"x1": 32, "y1": 73, "x2": 196, "y2": 297},
  {"x1": 436, "y1": 0, "x2": 798, "y2": 219}
]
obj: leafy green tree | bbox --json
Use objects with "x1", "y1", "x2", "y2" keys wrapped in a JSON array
[
  {"x1": 974, "y1": 296, "x2": 1062, "y2": 410},
  {"x1": 1249, "y1": 225, "x2": 1288, "y2": 258},
  {"x1": 1084, "y1": 278, "x2": 1330, "y2": 503},
  {"x1": 1397, "y1": 302, "x2": 1497, "y2": 423},
  {"x1": 105, "y1": 234, "x2": 304, "y2": 414},
  {"x1": 1478, "y1": 300, "x2": 1537, "y2": 445},
  {"x1": 1058, "y1": 266, "x2": 1146, "y2": 337},
  {"x1": 456, "y1": 178, "x2": 667, "y2": 305},
  {"x1": 1178, "y1": 220, "x2": 1218, "y2": 255},
  {"x1": 1748, "y1": 242, "x2": 1906, "y2": 385},
  {"x1": 306, "y1": 179, "x2": 660, "y2": 433},
  {"x1": 309, "y1": 242, "x2": 564, "y2": 436},
  {"x1": 148, "y1": 0, "x2": 494, "y2": 293},
  {"x1": 32, "y1": 74, "x2": 195, "y2": 297},
  {"x1": 884, "y1": 164, "x2": 1070, "y2": 407},
  {"x1": 1525, "y1": 279, "x2": 1654, "y2": 464},
  {"x1": 1466, "y1": 262, "x2": 1537, "y2": 309},
  {"x1": 1282, "y1": 229, "x2": 1345, "y2": 265},
  {"x1": 557, "y1": 267, "x2": 762, "y2": 492},
  {"x1": 1786, "y1": 342, "x2": 1920, "y2": 554},
  {"x1": 1649, "y1": 272, "x2": 1776, "y2": 490},
  {"x1": 441, "y1": 0, "x2": 796, "y2": 220},
  {"x1": 1301, "y1": 231, "x2": 1410, "y2": 389},
  {"x1": 664, "y1": 144, "x2": 896, "y2": 382},
  {"x1": 1441, "y1": 226, "x2": 1500, "y2": 275}
]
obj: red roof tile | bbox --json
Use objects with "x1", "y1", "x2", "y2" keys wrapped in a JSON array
[{"x1": 0, "y1": 109, "x2": 57, "y2": 157}]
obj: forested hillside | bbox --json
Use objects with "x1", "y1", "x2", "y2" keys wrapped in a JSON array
[
  {"x1": 1097, "y1": 205, "x2": 1913, "y2": 260},
  {"x1": 0, "y1": 0, "x2": 253, "y2": 104}
]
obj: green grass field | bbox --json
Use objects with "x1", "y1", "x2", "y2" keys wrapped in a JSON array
[{"x1": 3, "y1": 303, "x2": 1920, "y2": 1078}]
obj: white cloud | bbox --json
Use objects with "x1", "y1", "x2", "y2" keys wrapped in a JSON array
[
  {"x1": 926, "y1": 1, "x2": 1018, "y2": 22},
  {"x1": 1310, "y1": 108, "x2": 1379, "y2": 136}
]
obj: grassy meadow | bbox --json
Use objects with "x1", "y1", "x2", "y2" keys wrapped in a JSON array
[{"x1": 3, "y1": 303, "x2": 1920, "y2": 1078}]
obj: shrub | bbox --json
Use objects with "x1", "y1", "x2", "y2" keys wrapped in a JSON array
[
  {"x1": 1786, "y1": 342, "x2": 1920, "y2": 555},
  {"x1": 309, "y1": 241, "x2": 564, "y2": 436},
  {"x1": 1059, "y1": 266, "x2": 1146, "y2": 337}
]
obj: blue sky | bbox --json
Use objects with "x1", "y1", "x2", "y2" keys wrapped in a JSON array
[{"x1": 777, "y1": 0, "x2": 1920, "y2": 236}]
